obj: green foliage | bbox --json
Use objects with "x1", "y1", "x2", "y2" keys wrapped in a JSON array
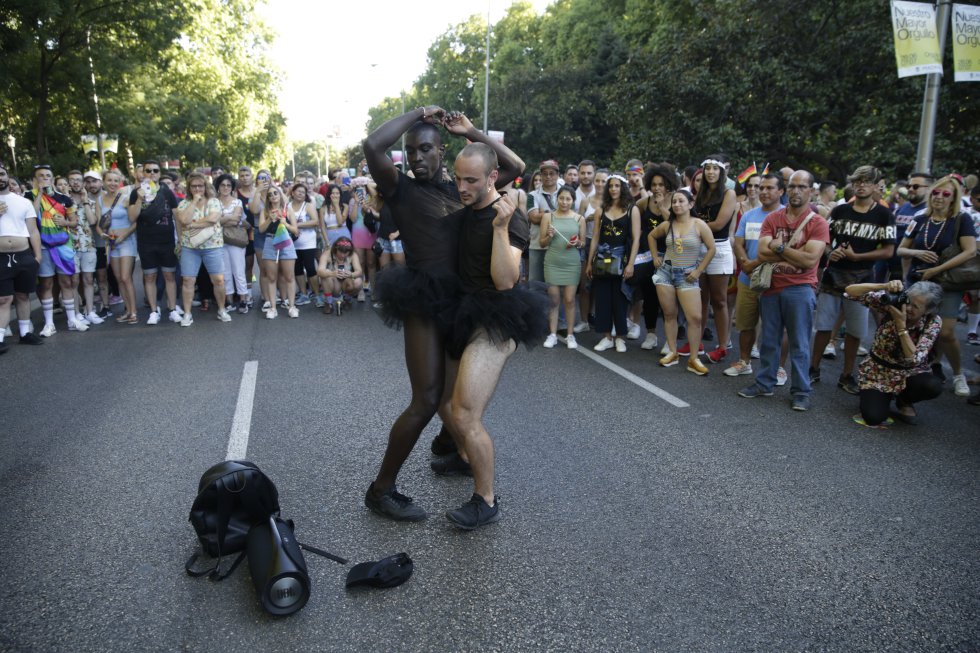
[
  {"x1": 365, "y1": 0, "x2": 977, "y2": 183},
  {"x1": 0, "y1": 0, "x2": 286, "y2": 176}
]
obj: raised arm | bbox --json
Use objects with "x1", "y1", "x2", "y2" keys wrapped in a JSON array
[
  {"x1": 362, "y1": 105, "x2": 447, "y2": 197},
  {"x1": 444, "y1": 112, "x2": 525, "y2": 189}
]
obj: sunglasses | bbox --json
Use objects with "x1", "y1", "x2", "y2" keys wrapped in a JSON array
[
  {"x1": 931, "y1": 189, "x2": 952, "y2": 198},
  {"x1": 336, "y1": 247, "x2": 352, "y2": 253},
  {"x1": 908, "y1": 184, "x2": 926, "y2": 190},
  {"x1": 144, "y1": 168, "x2": 161, "y2": 173}
]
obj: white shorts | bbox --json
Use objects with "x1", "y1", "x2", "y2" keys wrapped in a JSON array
[{"x1": 704, "y1": 239, "x2": 734, "y2": 275}]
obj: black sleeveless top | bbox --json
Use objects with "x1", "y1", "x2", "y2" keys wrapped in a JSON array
[
  {"x1": 701, "y1": 199, "x2": 733, "y2": 241},
  {"x1": 388, "y1": 170, "x2": 463, "y2": 273},
  {"x1": 598, "y1": 212, "x2": 630, "y2": 249},
  {"x1": 640, "y1": 203, "x2": 668, "y2": 253}
]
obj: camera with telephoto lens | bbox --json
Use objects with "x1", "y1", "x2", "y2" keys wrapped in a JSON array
[{"x1": 880, "y1": 290, "x2": 910, "y2": 307}]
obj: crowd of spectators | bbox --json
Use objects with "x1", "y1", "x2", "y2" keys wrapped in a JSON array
[{"x1": 1, "y1": 150, "x2": 978, "y2": 424}]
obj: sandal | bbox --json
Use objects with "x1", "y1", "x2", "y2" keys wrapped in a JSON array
[
  {"x1": 115, "y1": 313, "x2": 135, "y2": 323},
  {"x1": 893, "y1": 401, "x2": 918, "y2": 425}
]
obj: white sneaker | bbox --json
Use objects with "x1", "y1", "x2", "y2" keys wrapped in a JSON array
[
  {"x1": 216, "y1": 309, "x2": 232, "y2": 322},
  {"x1": 776, "y1": 367, "x2": 788, "y2": 387},
  {"x1": 952, "y1": 374, "x2": 970, "y2": 397},
  {"x1": 174, "y1": 305, "x2": 185, "y2": 316},
  {"x1": 168, "y1": 309, "x2": 182, "y2": 323},
  {"x1": 626, "y1": 321, "x2": 641, "y2": 340},
  {"x1": 262, "y1": 301, "x2": 271, "y2": 311},
  {"x1": 40, "y1": 323, "x2": 57, "y2": 337},
  {"x1": 572, "y1": 322, "x2": 590, "y2": 334},
  {"x1": 615, "y1": 337, "x2": 627, "y2": 353},
  {"x1": 288, "y1": 306, "x2": 299, "y2": 318},
  {"x1": 594, "y1": 336, "x2": 615, "y2": 351},
  {"x1": 857, "y1": 345, "x2": 869, "y2": 356},
  {"x1": 566, "y1": 334, "x2": 578, "y2": 349},
  {"x1": 543, "y1": 333, "x2": 558, "y2": 348},
  {"x1": 661, "y1": 342, "x2": 671, "y2": 355},
  {"x1": 265, "y1": 308, "x2": 278, "y2": 320},
  {"x1": 147, "y1": 310, "x2": 161, "y2": 325},
  {"x1": 68, "y1": 318, "x2": 89, "y2": 332},
  {"x1": 3, "y1": 326, "x2": 11, "y2": 336},
  {"x1": 77, "y1": 315, "x2": 91, "y2": 326},
  {"x1": 180, "y1": 314, "x2": 193, "y2": 327},
  {"x1": 823, "y1": 343, "x2": 837, "y2": 359},
  {"x1": 641, "y1": 333, "x2": 659, "y2": 350},
  {"x1": 85, "y1": 311, "x2": 104, "y2": 325},
  {"x1": 751, "y1": 345, "x2": 760, "y2": 359},
  {"x1": 724, "y1": 360, "x2": 753, "y2": 377}
]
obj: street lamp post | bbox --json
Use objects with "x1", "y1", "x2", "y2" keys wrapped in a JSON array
[{"x1": 6, "y1": 135, "x2": 16, "y2": 175}]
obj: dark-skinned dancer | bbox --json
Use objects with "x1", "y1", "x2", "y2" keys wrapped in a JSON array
[{"x1": 362, "y1": 106, "x2": 525, "y2": 521}]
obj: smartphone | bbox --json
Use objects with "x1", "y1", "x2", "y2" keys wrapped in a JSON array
[
  {"x1": 355, "y1": 187, "x2": 366, "y2": 201},
  {"x1": 342, "y1": 175, "x2": 351, "y2": 186}
]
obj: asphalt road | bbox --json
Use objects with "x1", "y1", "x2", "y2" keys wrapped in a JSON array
[{"x1": 1, "y1": 291, "x2": 978, "y2": 652}]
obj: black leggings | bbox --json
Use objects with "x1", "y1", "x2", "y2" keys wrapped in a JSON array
[
  {"x1": 374, "y1": 315, "x2": 453, "y2": 489},
  {"x1": 294, "y1": 248, "x2": 317, "y2": 280},
  {"x1": 859, "y1": 372, "x2": 943, "y2": 426},
  {"x1": 640, "y1": 274, "x2": 661, "y2": 330},
  {"x1": 593, "y1": 276, "x2": 628, "y2": 335}
]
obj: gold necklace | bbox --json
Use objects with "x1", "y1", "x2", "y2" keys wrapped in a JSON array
[{"x1": 923, "y1": 217, "x2": 946, "y2": 250}]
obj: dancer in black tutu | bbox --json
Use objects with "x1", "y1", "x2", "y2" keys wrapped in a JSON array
[
  {"x1": 362, "y1": 106, "x2": 524, "y2": 521},
  {"x1": 444, "y1": 140, "x2": 548, "y2": 530}
]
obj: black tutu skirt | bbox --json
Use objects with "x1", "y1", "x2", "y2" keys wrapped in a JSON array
[
  {"x1": 373, "y1": 265, "x2": 460, "y2": 335},
  {"x1": 449, "y1": 283, "x2": 550, "y2": 359}
]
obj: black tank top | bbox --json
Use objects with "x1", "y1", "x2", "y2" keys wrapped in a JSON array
[
  {"x1": 702, "y1": 199, "x2": 733, "y2": 241},
  {"x1": 598, "y1": 212, "x2": 630, "y2": 249},
  {"x1": 389, "y1": 171, "x2": 463, "y2": 273},
  {"x1": 640, "y1": 203, "x2": 668, "y2": 253}
]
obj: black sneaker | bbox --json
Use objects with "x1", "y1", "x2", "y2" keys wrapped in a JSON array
[
  {"x1": 791, "y1": 394, "x2": 811, "y2": 411},
  {"x1": 837, "y1": 374, "x2": 859, "y2": 395},
  {"x1": 702, "y1": 327, "x2": 714, "y2": 341},
  {"x1": 19, "y1": 332, "x2": 43, "y2": 345},
  {"x1": 364, "y1": 483, "x2": 426, "y2": 521},
  {"x1": 430, "y1": 452, "x2": 473, "y2": 477},
  {"x1": 430, "y1": 428, "x2": 458, "y2": 456},
  {"x1": 808, "y1": 367, "x2": 821, "y2": 384},
  {"x1": 446, "y1": 494, "x2": 500, "y2": 530}
]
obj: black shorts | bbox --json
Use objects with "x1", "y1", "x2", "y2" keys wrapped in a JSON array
[
  {"x1": 294, "y1": 248, "x2": 318, "y2": 278},
  {"x1": 96, "y1": 246, "x2": 108, "y2": 271},
  {"x1": 138, "y1": 240, "x2": 178, "y2": 273},
  {"x1": 0, "y1": 249, "x2": 39, "y2": 296}
]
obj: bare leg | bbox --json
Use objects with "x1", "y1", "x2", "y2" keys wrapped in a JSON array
[{"x1": 449, "y1": 330, "x2": 516, "y2": 505}]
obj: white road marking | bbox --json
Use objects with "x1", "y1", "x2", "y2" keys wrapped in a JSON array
[
  {"x1": 560, "y1": 337, "x2": 690, "y2": 408},
  {"x1": 226, "y1": 361, "x2": 259, "y2": 460}
]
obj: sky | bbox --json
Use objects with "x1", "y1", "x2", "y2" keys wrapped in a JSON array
[{"x1": 257, "y1": 0, "x2": 551, "y2": 147}]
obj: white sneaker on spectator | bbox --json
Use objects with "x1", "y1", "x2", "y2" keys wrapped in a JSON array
[
  {"x1": 822, "y1": 343, "x2": 836, "y2": 359},
  {"x1": 572, "y1": 322, "x2": 590, "y2": 334},
  {"x1": 566, "y1": 334, "x2": 578, "y2": 349},
  {"x1": 626, "y1": 321, "x2": 641, "y2": 340},
  {"x1": 751, "y1": 345, "x2": 760, "y2": 359},
  {"x1": 85, "y1": 311, "x2": 104, "y2": 325},
  {"x1": 77, "y1": 315, "x2": 91, "y2": 326},
  {"x1": 265, "y1": 308, "x2": 278, "y2": 320},
  {"x1": 724, "y1": 360, "x2": 753, "y2": 376},
  {"x1": 288, "y1": 306, "x2": 299, "y2": 318},
  {"x1": 857, "y1": 345, "x2": 869, "y2": 356},
  {"x1": 641, "y1": 333, "x2": 658, "y2": 350},
  {"x1": 169, "y1": 309, "x2": 182, "y2": 323},
  {"x1": 543, "y1": 333, "x2": 558, "y2": 348},
  {"x1": 180, "y1": 314, "x2": 193, "y2": 327},
  {"x1": 4, "y1": 326, "x2": 11, "y2": 336},
  {"x1": 191, "y1": 299, "x2": 202, "y2": 307},
  {"x1": 216, "y1": 309, "x2": 232, "y2": 322},
  {"x1": 661, "y1": 342, "x2": 671, "y2": 355},
  {"x1": 594, "y1": 337, "x2": 615, "y2": 351},
  {"x1": 776, "y1": 367, "x2": 788, "y2": 386},
  {"x1": 68, "y1": 318, "x2": 89, "y2": 332},
  {"x1": 952, "y1": 374, "x2": 970, "y2": 397},
  {"x1": 147, "y1": 310, "x2": 161, "y2": 325},
  {"x1": 40, "y1": 323, "x2": 57, "y2": 337},
  {"x1": 174, "y1": 305, "x2": 185, "y2": 316},
  {"x1": 615, "y1": 338, "x2": 627, "y2": 352}
]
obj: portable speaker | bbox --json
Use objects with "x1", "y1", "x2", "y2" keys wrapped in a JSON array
[{"x1": 246, "y1": 516, "x2": 310, "y2": 616}]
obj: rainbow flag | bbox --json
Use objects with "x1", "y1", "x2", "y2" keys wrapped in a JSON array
[
  {"x1": 760, "y1": 162, "x2": 770, "y2": 176},
  {"x1": 736, "y1": 163, "x2": 757, "y2": 184},
  {"x1": 272, "y1": 221, "x2": 292, "y2": 250},
  {"x1": 38, "y1": 194, "x2": 76, "y2": 275}
]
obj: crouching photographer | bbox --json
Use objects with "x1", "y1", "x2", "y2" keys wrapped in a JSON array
[{"x1": 844, "y1": 279, "x2": 944, "y2": 426}]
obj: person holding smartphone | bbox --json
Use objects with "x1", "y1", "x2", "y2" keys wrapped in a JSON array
[
  {"x1": 316, "y1": 236, "x2": 362, "y2": 314},
  {"x1": 249, "y1": 169, "x2": 273, "y2": 310}
]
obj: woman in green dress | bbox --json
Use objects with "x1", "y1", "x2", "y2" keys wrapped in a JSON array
[{"x1": 541, "y1": 185, "x2": 587, "y2": 349}]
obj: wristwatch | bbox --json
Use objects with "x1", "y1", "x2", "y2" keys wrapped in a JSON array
[{"x1": 774, "y1": 244, "x2": 786, "y2": 254}]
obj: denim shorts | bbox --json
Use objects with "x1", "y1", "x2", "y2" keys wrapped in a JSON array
[
  {"x1": 653, "y1": 261, "x2": 700, "y2": 291},
  {"x1": 180, "y1": 246, "x2": 225, "y2": 276},
  {"x1": 379, "y1": 237, "x2": 404, "y2": 254}
]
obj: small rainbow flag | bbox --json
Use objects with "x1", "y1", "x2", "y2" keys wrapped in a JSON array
[
  {"x1": 736, "y1": 163, "x2": 757, "y2": 184},
  {"x1": 272, "y1": 220, "x2": 292, "y2": 250},
  {"x1": 760, "y1": 162, "x2": 770, "y2": 176}
]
